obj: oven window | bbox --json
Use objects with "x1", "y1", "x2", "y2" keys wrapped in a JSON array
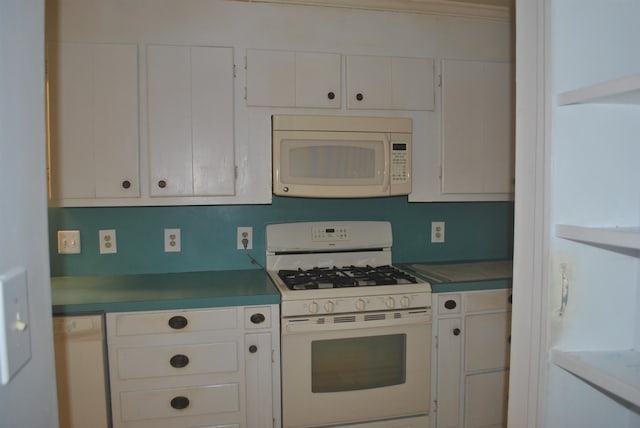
[{"x1": 311, "y1": 334, "x2": 406, "y2": 393}]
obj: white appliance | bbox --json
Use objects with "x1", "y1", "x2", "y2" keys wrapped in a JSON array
[
  {"x1": 53, "y1": 315, "x2": 109, "y2": 428},
  {"x1": 266, "y1": 221, "x2": 432, "y2": 428},
  {"x1": 272, "y1": 115, "x2": 412, "y2": 198}
]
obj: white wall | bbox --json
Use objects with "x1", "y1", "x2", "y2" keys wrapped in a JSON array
[
  {"x1": 0, "y1": 1, "x2": 59, "y2": 427},
  {"x1": 47, "y1": 0, "x2": 511, "y2": 203}
]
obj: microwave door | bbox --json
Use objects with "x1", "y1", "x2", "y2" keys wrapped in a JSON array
[{"x1": 274, "y1": 131, "x2": 389, "y2": 197}]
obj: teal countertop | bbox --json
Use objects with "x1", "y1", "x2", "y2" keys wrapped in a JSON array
[
  {"x1": 402, "y1": 260, "x2": 513, "y2": 293},
  {"x1": 51, "y1": 270, "x2": 280, "y2": 315}
]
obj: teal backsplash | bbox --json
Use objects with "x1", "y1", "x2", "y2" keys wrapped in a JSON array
[{"x1": 48, "y1": 196, "x2": 513, "y2": 276}]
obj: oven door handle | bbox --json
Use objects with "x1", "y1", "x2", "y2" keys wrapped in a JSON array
[{"x1": 283, "y1": 315, "x2": 431, "y2": 334}]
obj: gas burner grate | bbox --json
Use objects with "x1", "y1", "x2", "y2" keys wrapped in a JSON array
[{"x1": 277, "y1": 265, "x2": 418, "y2": 290}]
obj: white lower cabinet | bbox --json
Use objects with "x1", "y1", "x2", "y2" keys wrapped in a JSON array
[
  {"x1": 434, "y1": 289, "x2": 511, "y2": 428},
  {"x1": 106, "y1": 305, "x2": 280, "y2": 428}
]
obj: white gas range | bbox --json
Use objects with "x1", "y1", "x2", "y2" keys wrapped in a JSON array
[{"x1": 266, "y1": 221, "x2": 432, "y2": 428}]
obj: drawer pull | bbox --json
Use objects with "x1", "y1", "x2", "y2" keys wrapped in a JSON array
[
  {"x1": 327, "y1": 91, "x2": 335, "y2": 100},
  {"x1": 444, "y1": 299, "x2": 457, "y2": 310},
  {"x1": 356, "y1": 92, "x2": 364, "y2": 101},
  {"x1": 158, "y1": 179, "x2": 167, "y2": 188},
  {"x1": 121, "y1": 180, "x2": 131, "y2": 189},
  {"x1": 170, "y1": 396, "x2": 190, "y2": 410},
  {"x1": 168, "y1": 315, "x2": 188, "y2": 330},
  {"x1": 250, "y1": 313, "x2": 266, "y2": 324},
  {"x1": 249, "y1": 345, "x2": 258, "y2": 353},
  {"x1": 170, "y1": 354, "x2": 190, "y2": 368},
  {"x1": 453, "y1": 328, "x2": 461, "y2": 336}
]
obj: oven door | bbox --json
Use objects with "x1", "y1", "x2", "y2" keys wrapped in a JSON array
[{"x1": 281, "y1": 310, "x2": 431, "y2": 428}]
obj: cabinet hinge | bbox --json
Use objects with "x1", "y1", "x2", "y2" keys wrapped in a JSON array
[
  {"x1": 233, "y1": 63, "x2": 237, "y2": 78},
  {"x1": 438, "y1": 74, "x2": 442, "y2": 88},
  {"x1": 435, "y1": 334, "x2": 438, "y2": 349},
  {"x1": 439, "y1": 165, "x2": 442, "y2": 180},
  {"x1": 235, "y1": 165, "x2": 238, "y2": 180}
]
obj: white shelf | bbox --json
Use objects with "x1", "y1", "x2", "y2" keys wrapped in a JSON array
[
  {"x1": 551, "y1": 349, "x2": 640, "y2": 407},
  {"x1": 557, "y1": 74, "x2": 640, "y2": 105},
  {"x1": 556, "y1": 224, "x2": 640, "y2": 251}
]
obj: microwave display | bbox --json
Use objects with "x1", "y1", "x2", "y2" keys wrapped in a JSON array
[{"x1": 393, "y1": 143, "x2": 407, "y2": 151}]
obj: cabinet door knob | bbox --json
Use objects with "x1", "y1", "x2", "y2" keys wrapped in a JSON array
[
  {"x1": 170, "y1": 396, "x2": 190, "y2": 410},
  {"x1": 508, "y1": 294, "x2": 513, "y2": 304},
  {"x1": 356, "y1": 92, "x2": 364, "y2": 101},
  {"x1": 170, "y1": 354, "x2": 190, "y2": 368},
  {"x1": 453, "y1": 328, "x2": 461, "y2": 336},
  {"x1": 249, "y1": 345, "x2": 258, "y2": 353},
  {"x1": 158, "y1": 179, "x2": 167, "y2": 188},
  {"x1": 168, "y1": 315, "x2": 188, "y2": 330},
  {"x1": 327, "y1": 91, "x2": 335, "y2": 100},
  {"x1": 444, "y1": 299, "x2": 457, "y2": 310},
  {"x1": 250, "y1": 313, "x2": 266, "y2": 324},
  {"x1": 121, "y1": 180, "x2": 131, "y2": 189}
]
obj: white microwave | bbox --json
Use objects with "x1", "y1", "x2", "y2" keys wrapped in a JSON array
[{"x1": 272, "y1": 115, "x2": 412, "y2": 198}]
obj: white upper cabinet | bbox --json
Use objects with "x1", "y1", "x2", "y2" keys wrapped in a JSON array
[
  {"x1": 147, "y1": 45, "x2": 235, "y2": 197},
  {"x1": 47, "y1": 42, "x2": 139, "y2": 201},
  {"x1": 346, "y1": 55, "x2": 435, "y2": 110},
  {"x1": 440, "y1": 59, "x2": 514, "y2": 196},
  {"x1": 246, "y1": 49, "x2": 341, "y2": 108}
]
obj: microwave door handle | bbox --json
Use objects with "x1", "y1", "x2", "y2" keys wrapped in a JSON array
[{"x1": 382, "y1": 136, "x2": 391, "y2": 192}]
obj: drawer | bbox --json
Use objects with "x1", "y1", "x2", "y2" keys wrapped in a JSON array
[
  {"x1": 438, "y1": 294, "x2": 461, "y2": 315},
  {"x1": 119, "y1": 383, "x2": 240, "y2": 422},
  {"x1": 108, "y1": 307, "x2": 238, "y2": 337},
  {"x1": 115, "y1": 342, "x2": 239, "y2": 380},
  {"x1": 464, "y1": 289, "x2": 512, "y2": 313}
]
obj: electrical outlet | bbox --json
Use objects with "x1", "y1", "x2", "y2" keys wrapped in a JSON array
[
  {"x1": 431, "y1": 221, "x2": 445, "y2": 243},
  {"x1": 237, "y1": 227, "x2": 253, "y2": 250},
  {"x1": 164, "y1": 229, "x2": 181, "y2": 252},
  {"x1": 99, "y1": 229, "x2": 117, "y2": 254},
  {"x1": 57, "y1": 230, "x2": 81, "y2": 254}
]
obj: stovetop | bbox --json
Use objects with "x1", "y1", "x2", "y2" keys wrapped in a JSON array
[
  {"x1": 265, "y1": 221, "x2": 432, "y2": 316},
  {"x1": 278, "y1": 265, "x2": 419, "y2": 290}
]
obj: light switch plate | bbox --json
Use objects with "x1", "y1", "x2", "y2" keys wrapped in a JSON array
[
  {"x1": 57, "y1": 230, "x2": 81, "y2": 254},
  {"x1": 0, "y1": 266, "x2": 31, "y2": 385}
]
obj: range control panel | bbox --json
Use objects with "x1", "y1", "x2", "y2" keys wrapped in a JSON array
[{"x1": 311, "y1": 225, "x2": 350, "y2": 242}]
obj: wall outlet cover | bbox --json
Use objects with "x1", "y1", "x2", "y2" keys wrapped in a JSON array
[
  {"x1": 99, "y1": 229, "x2": 117, "y2": 254},
  {"x1": 164, "y1": 228, "x2": 181, "y2": 252}
]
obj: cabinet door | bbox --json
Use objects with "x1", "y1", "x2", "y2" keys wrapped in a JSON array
[
  {"x1": 246, "y1": 49, "x2": 341, "y2": 108},
  {"x1": 441, "y1": 59, "x2": 514, "y2": 195},
  {"x1": 295, "y1": 52, "x2": 341, "y2": 108},
  {"x1": 147, "y1": 45, "x2": 235, "y2": 197},
  {"x1": 464, "y1": 312, "x2": 511, "y2": 372},
  {"x1": 464, "y1": 370, "x2": 509, "y2": 428},
  {"x1": 245, "y1": 332, "x2": 274, "y2": 428},
  {"x1": 48, "y1": 42, "x2": 139, "y2": 200},
  {"x1": 436, "y1": 317, "x2": 463, "y2": 428},
  {"x1": 391, "y1": 57, "x2": 435, "y2": 110},
  {"x1": 346, "y1": 55, "x2": 392, "y2": 109},
  {"x1": 347, "y1": 55, "x2": 434, "y2": 110}
]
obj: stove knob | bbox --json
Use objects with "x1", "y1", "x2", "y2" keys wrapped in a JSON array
[
  {"x1": 401, "y1": 296, "x2": 411, "y2": 308},
  {"x1": 385, "y1": 297, "x2": 396, "y2": 309},
  {"x1": 324, "y1": 301, "x2": 335, "y2": 313},
  {"x1": 308, "y1": 301, "x2": 319, "y2": 314},
  {"x1": 355, "y1": 299, "x2": 366, "y2": 311}
]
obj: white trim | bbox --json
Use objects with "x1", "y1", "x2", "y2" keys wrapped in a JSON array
[
  {"x1": 508, "y1": 0, "x2": 548, "y2": 427},
  {"x1": 228, "y1": 0, "x2": 512, "y2": 20}
]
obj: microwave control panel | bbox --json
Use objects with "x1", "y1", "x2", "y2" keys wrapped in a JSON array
[{"x1": 391, "y1": 142, "x2": 409, "y2": 183}]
